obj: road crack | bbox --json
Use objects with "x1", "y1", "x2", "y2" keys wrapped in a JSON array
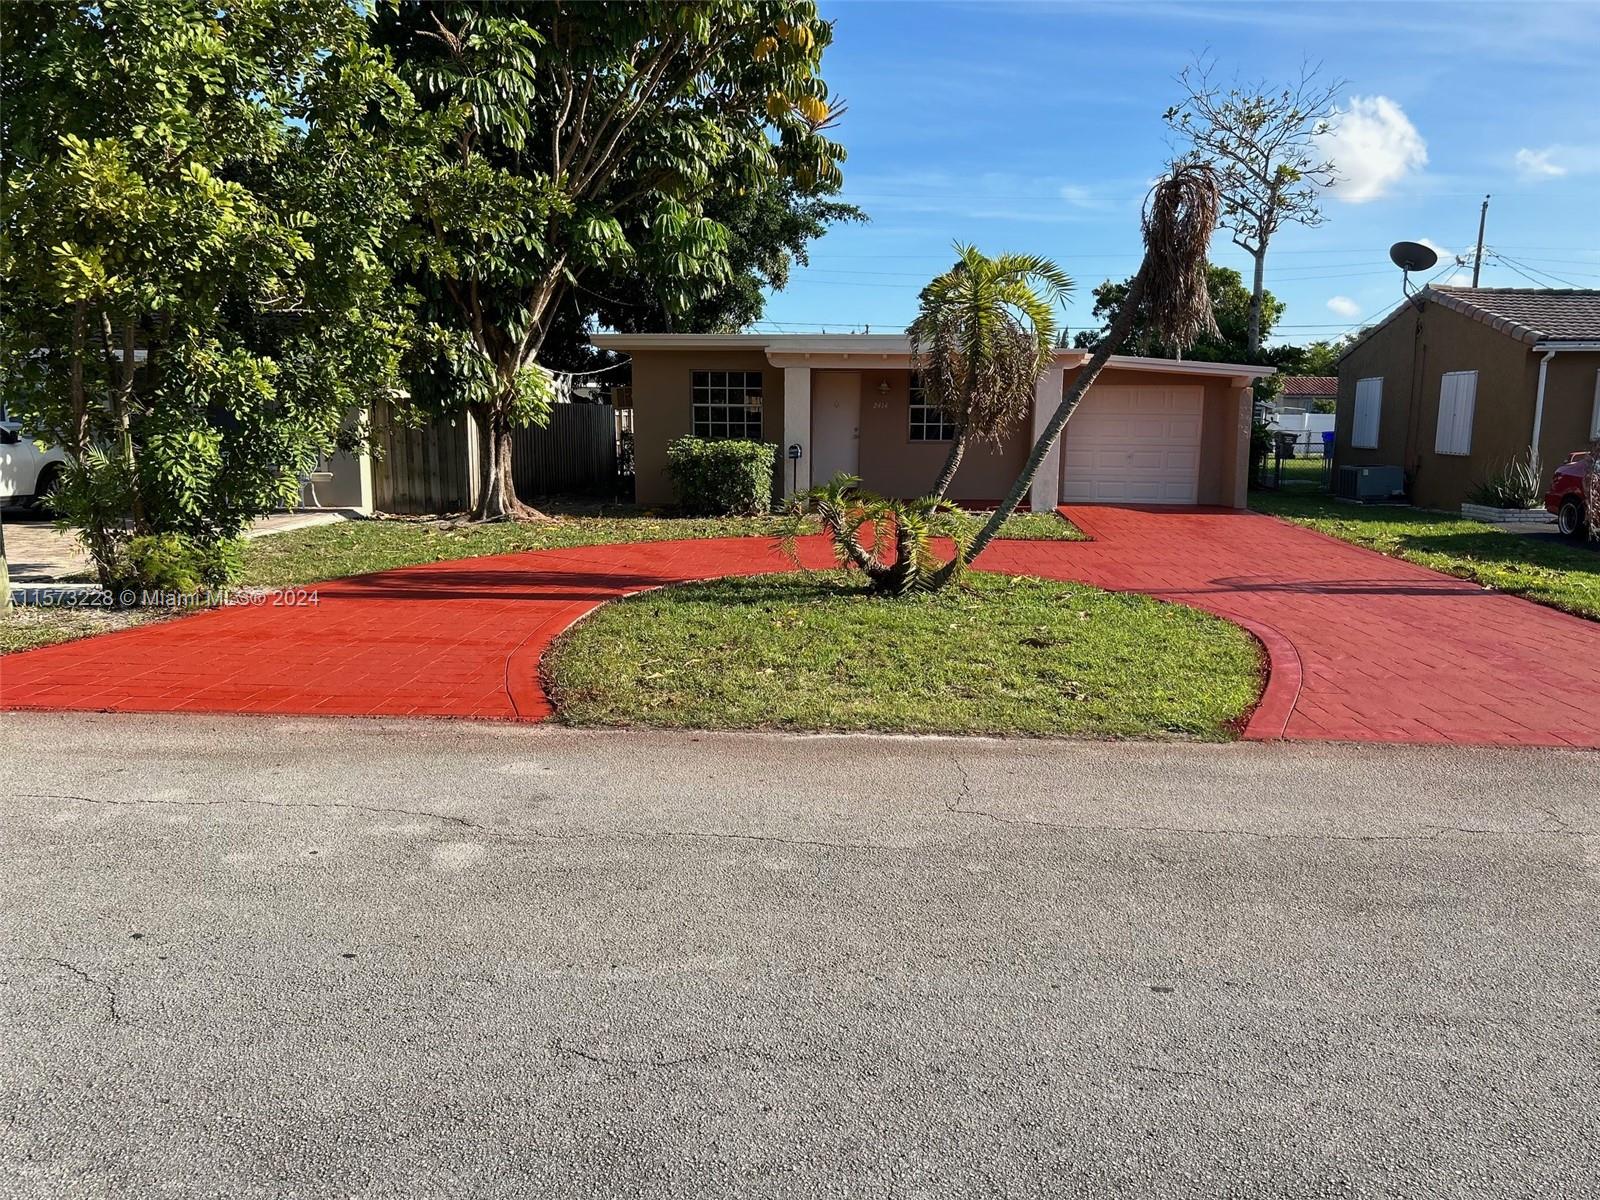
[
  {"x1": 4, "y1": 957, "x2": 122, "y2": 1023},
  {"x1": 549, "y1": 1038, "x2": 744, "y2": 1070}
]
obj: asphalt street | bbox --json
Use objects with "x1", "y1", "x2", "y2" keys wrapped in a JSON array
[{"x1": 2, "y1": 713, "x2": 1596, "y2": 1198}]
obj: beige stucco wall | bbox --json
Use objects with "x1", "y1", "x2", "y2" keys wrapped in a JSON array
[
  {"x1": 854, "y1": 369, "x2": 1029, "y2": 501},
  {"x1": 1541, "y1": 351, "x2": 1600, "y2": 464},
  {"x1": 1058, "y1": 366, "x2": 1248, "y2": 508},
  {"x1": 629, "y1": 350, "x2": 785, "y2": 505},
  {"x1": 1335, "y1": 300, "x2": 1596, "y2": 510}
]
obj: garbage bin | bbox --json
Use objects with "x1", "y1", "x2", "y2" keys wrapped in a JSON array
[
  {"x1": 1321, "y1": 430, "x2": 1336, "y2": 459},
  {"x1": 1274, "y1": 430, "x2": 1298, "y2": 460}
]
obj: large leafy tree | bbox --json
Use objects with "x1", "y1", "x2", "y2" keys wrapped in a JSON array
[
  {"x1": 0, "y1": 0, "x2": 416, "y2": 585},
  {"x1": 908, "y1": 246, "x2": 1071, "y2": 498},
  {"x1": 376, "y1": 1, "x2": 850, "y2": 520},
  {"x1": 1072, "y1": 264, "x2": 1279, "y2": 363},
  {"x1": 1164, "y1": 58, "x2": 1341, "y2": 357}
]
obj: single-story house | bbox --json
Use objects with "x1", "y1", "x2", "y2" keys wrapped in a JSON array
[
  {"x1": 1336, "y1": 287, "x2": 1600, "y2": 510},
  {"x1": 1276, "y1": 376, "x2": 1338, "y2": 414},
  {"x1": 590, "y1": 333, "x2": 1273, "y2": 512}
]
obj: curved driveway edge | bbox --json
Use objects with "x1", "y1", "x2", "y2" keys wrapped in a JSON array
[{"x1": 3, "y1": 507, "x2": 1596, "y2": 748}]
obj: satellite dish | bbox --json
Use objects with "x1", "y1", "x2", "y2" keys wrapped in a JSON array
[{"x1": 1389, "y1": 241, "x2": 1439, "y2": 272}]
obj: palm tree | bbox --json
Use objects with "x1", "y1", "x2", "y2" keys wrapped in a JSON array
[
  {"x1": 908, "y1": 246, "x2": 1072, "y2": 499},
  {"x1": 958, "y1": 162, "x2": 1222, "y2": 569}
]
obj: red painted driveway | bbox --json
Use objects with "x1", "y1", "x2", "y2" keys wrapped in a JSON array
[{"x1": 3, "y1": 506, "x2": 1596, "y2": 747}]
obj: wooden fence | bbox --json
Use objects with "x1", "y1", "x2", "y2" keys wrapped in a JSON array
[
  {"x1": 370, "y1": 397, "x2": 471, "y2": 515},
  {"x1": 370, "y1": 399, "x2": 622, "y2": 515}
]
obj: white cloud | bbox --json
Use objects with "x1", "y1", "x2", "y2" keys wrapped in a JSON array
[
  {"x1": 1059, "y1": 184, "x2": 1095, "y2": 207},
  {"x1": 1510, "y1": 145, "x2": 1600, "y2": 180},
  {"x1": 1446, "y1": 271, "x2": 1474, "y2": 286},
  {"x1": 1417, "y1": 237, "x2": 1453, "y2": 260},
  {"x1": 1326, "y1": 295, "x2": 1363, "y2": 318},
  {"x1": 1316, "y1": 96, "x2": 1428, "y2": 203}
]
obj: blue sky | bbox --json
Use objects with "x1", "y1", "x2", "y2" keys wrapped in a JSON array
[{"x1": 759, "y1": 0, "x2": 1600, "y2": 349}]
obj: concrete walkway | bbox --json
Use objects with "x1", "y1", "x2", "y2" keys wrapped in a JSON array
[
  {"x1": 2, "y1": 507, "x2": 1596, "y2": 747},
  {"x1": 0, "y1": 509, "x2": 355, "y2": 583}
]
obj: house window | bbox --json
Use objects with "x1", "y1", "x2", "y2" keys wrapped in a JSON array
[
  {"x1": 1435, "y1": 370, "x2": 1478, "y2": 457},
  {"x1": 691, "y1": 370, "x2": 762, "y2": 440},
  {"x1": 1352, "y1": 377, "x2": 1383, "y2": 449},
  {"x1": 907, "y1": 375, "x2": 958, "y2": 442}
]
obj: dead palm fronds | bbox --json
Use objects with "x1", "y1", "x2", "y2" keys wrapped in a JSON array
[{"x1": 957, "y1": 162, "x2": 1222, "y2": 570}]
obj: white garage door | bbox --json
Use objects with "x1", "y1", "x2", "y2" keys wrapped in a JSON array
[{"x1": 1061, "y1": 385, "x2": 1203, "y2": 504}]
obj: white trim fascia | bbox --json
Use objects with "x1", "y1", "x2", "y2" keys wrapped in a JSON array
[{"x1": 592, "y1": 332, "x2": 1273, "y2": 379}]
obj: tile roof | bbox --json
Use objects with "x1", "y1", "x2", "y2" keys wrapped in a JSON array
[
  {"x1": 1280, "y1": 376, "x2": 1337, "y2": 396},
  {"x1": 1428, "y1": 287, "x2": 1600, "y2": 343}
]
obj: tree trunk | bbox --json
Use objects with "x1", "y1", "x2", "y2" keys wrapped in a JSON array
[
  {"x1": 954, "y1": 261, "x2": 1153, "y2": 574},
  {"x1": 1247, "y1": 248, "x2": 1266, "y2": 358},
  {"x1": 931, "y1": 431, "x2": 967, "y2": 500},
  {"x1": 0, "y1": 508, "x2": 10, "y2": 612},
  {"x1": 472, "y1": 403, "x2": 546, "y2": 522}
]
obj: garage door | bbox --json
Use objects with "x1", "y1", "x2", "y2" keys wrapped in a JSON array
[{"x1": 1061, "y1": 385, "x2": 1203, "y2": 504}]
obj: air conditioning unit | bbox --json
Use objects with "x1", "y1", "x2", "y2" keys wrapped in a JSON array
[{"x1": 1335, "y1": 465, "x2": 1405, "y2": 502}]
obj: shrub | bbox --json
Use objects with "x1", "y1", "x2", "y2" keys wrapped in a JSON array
[
  {"x1": 112, "y1": 533, "x2": 244, "y2": 597},
  {"x1": 1469, "y1": 450, "x2": 1543, "y2": 510},
  {"x1": 666, "y1": 437, "x2": 776, "y2": 515}
]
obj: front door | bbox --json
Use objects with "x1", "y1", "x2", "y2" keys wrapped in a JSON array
[{"x1": 811, "y1": 371, "x2": 861, "y2": 485}]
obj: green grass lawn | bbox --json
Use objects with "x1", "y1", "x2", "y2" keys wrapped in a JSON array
[
  {"x1": 544, "y1": 570, "x2": 1263, "y2": 740},
  {"x1": 1251, "y1": 490, "x2": 1599, "y2": 620},
  {"x1": 3, "y1": 506, "x2": 1082, "y2": 654}
]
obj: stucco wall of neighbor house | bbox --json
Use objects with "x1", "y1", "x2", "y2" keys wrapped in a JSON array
[
  {"x1": 854, "y1": 369, "x2": 1029, "y2": 501},
  {"x1": 629, "y1": 350, "x2": 784, "y2": 505},
  {"x1": 1057, "y1": 365, "x2": 1248, "y2": 508},
  {"x1": 1338, "y1": 301, "x2": 1547, "y2": 510},
  {"x1": 1540, "y1": 351, "x2": 1600, "y2": 464}
]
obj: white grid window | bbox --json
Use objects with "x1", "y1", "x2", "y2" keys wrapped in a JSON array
[
  {"x1": 1352, "y1": 377, "x2": 1382, "y2": 449},
  {"x1": 907, "y1": 376, "x2": 958, "y2": 442},
  {"x1": 1435, "y1": 370, "x2": 1477, "y2": 457},
  {"x1": 691, "y1": 370, "x2": 763, "y2": 440}
]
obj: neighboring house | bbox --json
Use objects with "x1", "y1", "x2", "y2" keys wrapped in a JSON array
[
  {"x1": 1277, "y1": 376, "x2": 1338, "y2": 414},
  {"x1": 589, "y1": 333, "x2": 1273, "y2": 511},
  {"x1": 1336, "y1": 287, "x2": 1600, "y2": 510}
]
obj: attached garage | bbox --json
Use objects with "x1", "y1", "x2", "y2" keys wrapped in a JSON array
[{"x1": 1061, "y1": 385, "x2": 1204, "y2": 504}]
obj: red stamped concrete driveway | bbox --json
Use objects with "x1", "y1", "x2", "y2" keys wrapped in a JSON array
[{"x1": 3, "y1": 506, "x2": 1596, "y2": 748}]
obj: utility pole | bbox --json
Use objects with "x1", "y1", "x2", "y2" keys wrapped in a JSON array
[{"x1": 1471, "y1": 194, "x2": 1490, "y2": 287}]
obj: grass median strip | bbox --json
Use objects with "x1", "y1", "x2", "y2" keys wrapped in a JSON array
[
  {"x1": 1250, "y1": 492, "x2": 1598, "y2": 620},
  {"x1": 544, "y1": 570, "x2": 1262, "y2": 739}
]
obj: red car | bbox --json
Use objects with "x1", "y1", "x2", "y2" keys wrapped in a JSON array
[{"x1": 1545, "y1": 451, "x2": 1594, "y2": 539}]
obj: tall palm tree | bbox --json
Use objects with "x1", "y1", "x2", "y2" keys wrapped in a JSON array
[
  {"x1": 909, "y1": 246, "x2": 1072, "y2": 498},
  {"x1": 958, "y1": 163, "x2": 1221, "y2": 568}
]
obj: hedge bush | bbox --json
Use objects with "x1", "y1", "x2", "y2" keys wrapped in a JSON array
[
  {"x1": 113, "y1": 533, "x2": 244, "y2": 596},
  {"x1": 666, "y1": 436, "x2": 776, "y2": 515}
]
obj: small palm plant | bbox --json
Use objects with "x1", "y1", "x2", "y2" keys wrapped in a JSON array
[
  {"x1": 784, "y1": 475, "x2": 970, "y2": 596},
  {"x1": 909, "y1": 246, "x2": 1072, "y2": 498}
]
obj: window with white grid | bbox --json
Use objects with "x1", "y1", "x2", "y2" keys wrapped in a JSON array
[
  {"x1": 691, "y1": 371, "x2": 763, "y2": 440},
  {"x1": 907, "y1": 375, "x2": 958, "y2": 442}
]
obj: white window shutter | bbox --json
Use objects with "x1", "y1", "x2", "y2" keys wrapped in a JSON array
[
  {"x1": 1352, "y1": 377, "x2": 1382, "y2": 449},
  {"x1": 1436, "y1": 371, "x2": 1477, "y2": 456}
]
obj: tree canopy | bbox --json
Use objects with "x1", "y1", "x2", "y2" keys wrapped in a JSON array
[
  {"x1": 0, "y1": 0, "x2": 417, "y2": 582},
  {"x1": 1072, "y1": 264, "x2": 1279, "y2": 362},
  {"x1": 374, "y1": 1, "x2": 853, "y2": 518}
]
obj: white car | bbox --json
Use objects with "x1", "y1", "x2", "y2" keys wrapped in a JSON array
[{"x1": 0, "y1": 417, "x2": 67, "y2": 509}]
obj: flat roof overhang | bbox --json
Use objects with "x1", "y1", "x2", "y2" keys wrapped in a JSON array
[{"x1": 590, "y1": 332, "x2": 1275, "y2": 382}]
